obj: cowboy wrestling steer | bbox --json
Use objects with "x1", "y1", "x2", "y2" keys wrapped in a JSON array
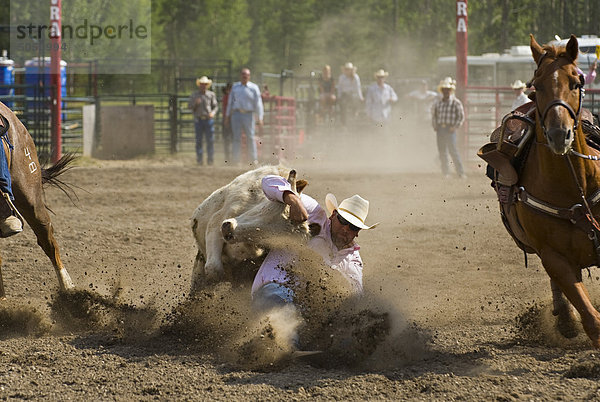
[{"x1": 190, "y1": 166, "x2": 319, "y2": 294}]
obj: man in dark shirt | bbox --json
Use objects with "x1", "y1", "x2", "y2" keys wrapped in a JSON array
[
  {"x1": 431, "y1": 77, "x2": 466, "y2": 179},
  {"x1": 188, "y1": 76, "x2": 218, "y2": 165}
]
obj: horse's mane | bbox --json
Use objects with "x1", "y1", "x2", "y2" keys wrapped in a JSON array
[{"x1": 541, "y1": 44, "x2": 578, "y2": 63}]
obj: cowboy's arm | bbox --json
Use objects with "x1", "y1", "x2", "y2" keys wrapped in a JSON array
[
  {"x1": 210, "y1": 93, "x2": 218, "y2": 118},
  {"x1": 586, "y1": 61, "x2": 597, "y2": 85},
  {"x1": 431, "y1": 102, "x2": 438, "y2": 130},
  {"x1": 355, "y1": 75, "x2": 364, "y2": 101},
  {"x1": 448, "y1": 100, "x2": 464, "y2": 130},
  {"x1": 455, "y1": 100, "x2": 465, "y2": 128},
  {"x1": 262, "y1": 175, "x2": 308, "y2": 223},
  {"x1": 187, "y1": 93, "x2": 196, "y2": 110},
  {"x1": 390, "y1": 87, "x2": 398, "y2": 103},
  {"x1": 255, "y1": 86, "x2": 264, "y2": 125}
]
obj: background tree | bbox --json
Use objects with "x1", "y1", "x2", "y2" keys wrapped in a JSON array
[{"x1": 5, "y1": 0, "x2": 600, "y2": 92}]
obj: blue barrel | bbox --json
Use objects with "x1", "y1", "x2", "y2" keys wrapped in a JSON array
[
  {"x1": 0, "y1": 56, "x2": 14, "y2": 108},
  {"x1": 25, "y1": 57, "x2": 67, "y2": 120}
]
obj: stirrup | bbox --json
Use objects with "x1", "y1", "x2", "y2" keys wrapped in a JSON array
[
  {"x1": 0, "y1": 215, "x2": 22, "y2": 237},
  {"x1": 0, "y1": 193, "x2": 24, "y2": 237}
]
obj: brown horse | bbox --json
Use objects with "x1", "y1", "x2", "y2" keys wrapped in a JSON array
[
  {"x1": 0, "y1": 101, "x2": 75, "y2": 299},
  {"x1": 496, "y1": 34, "x2": 600, "y2": 347}
]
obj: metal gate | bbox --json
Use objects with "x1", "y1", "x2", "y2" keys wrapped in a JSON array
[{"x1": 0, "y1": 83, "x2": 52, "y2": 160}]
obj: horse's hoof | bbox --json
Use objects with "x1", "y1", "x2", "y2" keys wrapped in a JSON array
[
  {"x1": 57, "y1": 269, "x2": 75, "y2": 291},
  {"x1": 555, "y1": 304, "x2": 580, "y2": 339},
  {"x1": 581, "y1": 313, "x2": 600, "y2": 348}
]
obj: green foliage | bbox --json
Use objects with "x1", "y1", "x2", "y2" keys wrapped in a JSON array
[{"x1": 7, "y1": 0, "x2": 600, "y2": 85}]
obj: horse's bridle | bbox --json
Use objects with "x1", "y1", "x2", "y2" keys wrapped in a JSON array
[{"x1": 528, "y1": 52, "x2": 585, "y2": 134}]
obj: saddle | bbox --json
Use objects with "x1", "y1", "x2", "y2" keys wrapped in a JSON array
[
  {"x1": 479, "y1": 102, "x2": 600, "y2": 187},
  {"x1": 478, "y1": 102, "x2": 536, "y2": 186},
  {"x1": 478, "y1": 103, "x2": 600, "y2": 256}
]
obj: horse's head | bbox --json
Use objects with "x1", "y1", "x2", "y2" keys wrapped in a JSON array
[{"x1": 529, "y1": 34, "x2": 584, "y2": 155}]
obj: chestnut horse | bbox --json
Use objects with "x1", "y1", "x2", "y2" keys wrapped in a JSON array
[
  {"x1": 0, "y1": 101, "x2": 75, "y2": 299},
  {"x1": 503, "y1": 34, "x2": 600, "y2": 347}
]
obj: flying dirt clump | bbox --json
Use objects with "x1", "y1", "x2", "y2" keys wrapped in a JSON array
[
  {"x1": 161, "y1": 282, "x2": 253, "y2": 353},
  {"x1": 161, "y1": 251, "x2": 429, "y2": 370},
  {"x1": 514, "y1": 302, "x2": 588, "y2": 348},
  {"x1": 0, "y1": 303, "x2": 50, "y2": 338},
  {"x1": 50, "y1": 288, "x2": 158, "y2": 340}
]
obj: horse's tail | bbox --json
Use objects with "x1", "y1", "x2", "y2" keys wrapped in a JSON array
[{"x1": 42, "y1": 152, "x2": 79, "y2": 205}]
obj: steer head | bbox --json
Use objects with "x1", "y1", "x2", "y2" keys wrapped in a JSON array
[{"x1": 221, "y1": 170, "x2": 321, "y2": 249}]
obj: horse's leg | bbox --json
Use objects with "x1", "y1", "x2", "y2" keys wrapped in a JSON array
[
  {"x1": 541, "y1": 248, "x2": 600, "y2": 347},
  {"x1": 12, "y1": 190, "x2": 74, "y2": 291},
  {"x1": 550, "y1": 278, "x2": 580, "y2": 338}
]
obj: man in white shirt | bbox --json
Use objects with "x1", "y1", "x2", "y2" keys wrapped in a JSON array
[
  {"x1": 510, "y1": 79, "x2": 530, "y2": 111},
  {"x1": 337, "y1": 62, "x2": 364, "y2": 127},
  {"x1": 225, "y1": 68, "x2": 264, "y2": 165},
  {"x1": 251, "y1": 175, "x2": 377, "y2": 316},
  {"x1": 365, "y1": 69, "x2": 398, "y2": 126}
]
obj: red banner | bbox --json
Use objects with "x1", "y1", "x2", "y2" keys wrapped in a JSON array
[{"x1": 456, "y1": 0, "x2": 468, "y2": 102}]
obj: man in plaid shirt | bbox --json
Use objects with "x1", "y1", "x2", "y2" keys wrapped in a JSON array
[{"x1": 431, "y1": 77, "x2": 466, "y2": 178}]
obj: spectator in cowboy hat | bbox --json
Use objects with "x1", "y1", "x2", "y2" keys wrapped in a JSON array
[
  {"x1": 251, "y1": 173, "x2": 378, "y2": 349},
  {"x1": 365, "y1": 69, "x2": 398, "y2": 126},
  {"x1": 337, "y1": 62, "x2": 364, "y2": 127},
  {"x1": 188, "y1": 76, "x2": 218, "y2": 165},
  {"x1": 510, "y1": 79, "x2": 530, "y2": 111},
  {"x1": 431, "y1": 77, "x2": 466, "y2": 179}
]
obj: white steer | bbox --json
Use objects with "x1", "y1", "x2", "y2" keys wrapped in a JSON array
[{"x1": 190, "y1": 166, "x2": 319, "y2": 294}]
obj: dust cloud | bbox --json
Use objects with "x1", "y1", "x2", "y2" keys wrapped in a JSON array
[{"x1": 290, "y1": 116, "x2": 440, "y2": 176}]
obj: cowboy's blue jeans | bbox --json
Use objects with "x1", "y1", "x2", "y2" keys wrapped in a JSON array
[
  {"x1": 252, "y1": 282, "x2": 300, "y2": 348},
  {"x1": 194, "y1": 118, "x2": 214, "y2": 164},
  {"x1": 231, "y1": 110, "x2": 257, "y2": 163},
  {"x1": 0, "y1": 136, "x2": 13, "y2": 199},
  {"x1": 252, "y1": 282, "x2": 295, "y2": 312},
  {"x1": 435, "y1": 127, "x2": 464, "y2": 176}
]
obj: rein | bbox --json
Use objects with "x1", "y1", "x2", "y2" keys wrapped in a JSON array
[
  {"x1": 516, "y1": 52, "x2": 600, "y2": 262},
  {"x1": 570, "y1": 149, "x2": 600, "y2": 160}
]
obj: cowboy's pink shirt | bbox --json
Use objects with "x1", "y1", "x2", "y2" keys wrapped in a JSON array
[{"x1": 250, "y1": 175, "x2": 364, "y2": 296}]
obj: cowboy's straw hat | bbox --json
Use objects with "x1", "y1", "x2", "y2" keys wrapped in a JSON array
[
  {"x1": 438, "y1": 76, "x2": 456, "y2": 91},
  {"x1": 342, "y1": 62, "x2": 357, "y2": 73},
  {"x1": 511, "y1": 79, "x2": 526, "y2": 89},
  {"x1": 325, "y1": 193, "x2": 378, "y2": 230},
  {"x1": 196, "y1": 76, "x2": 212, "y2": 87},
  {"x1": 374, "y1": 69, "x2": 389, "y2": 78}
]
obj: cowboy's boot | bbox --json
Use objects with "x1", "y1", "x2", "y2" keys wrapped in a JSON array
[{"x1": 0, "y1": 193, "x2": 22, "y2": 237}]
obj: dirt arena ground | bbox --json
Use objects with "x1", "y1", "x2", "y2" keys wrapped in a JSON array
[{"x1": 2, "y1": 122, "x2": 600, "y2": 400}]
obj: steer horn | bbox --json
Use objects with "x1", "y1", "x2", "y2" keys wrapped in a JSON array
[{"x1": 287, "y1": 170, "x2": 297, "y2": 192}]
